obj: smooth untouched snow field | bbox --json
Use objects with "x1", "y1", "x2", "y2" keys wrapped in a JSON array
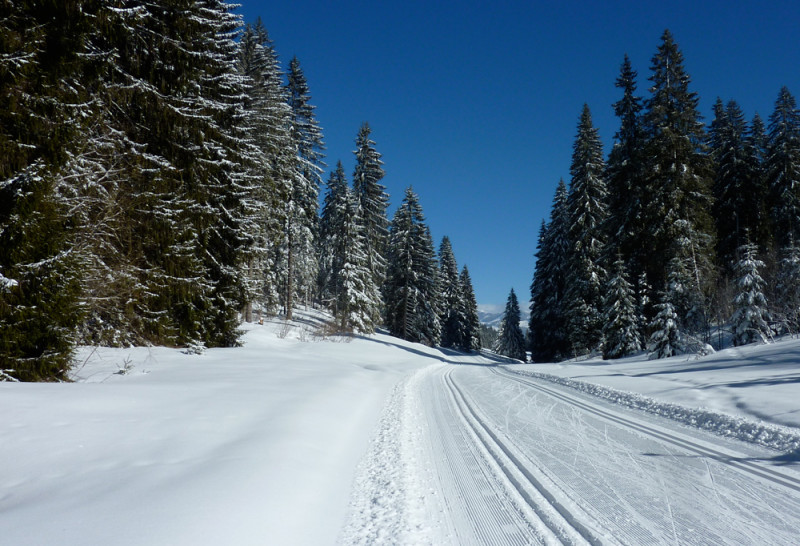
[{"x1": 3, "y1": 311, "x2": 800, "y2": 545}]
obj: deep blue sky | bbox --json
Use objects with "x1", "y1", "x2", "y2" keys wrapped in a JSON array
[{"x1": 237, "y1": 0, "x2": 800, "y2": 308}]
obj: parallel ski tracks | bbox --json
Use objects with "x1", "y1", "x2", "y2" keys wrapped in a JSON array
[
  {"x1": 491, "y1": 366, "x2": 800, "y2": 494},
  {"x1": 441, "y1": 368, "x2": 605, "y2": 545}
]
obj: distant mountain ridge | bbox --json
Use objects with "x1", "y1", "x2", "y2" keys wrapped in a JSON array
[{"x1": 478, "y1": 305, "x2": 530, "y2": 329}]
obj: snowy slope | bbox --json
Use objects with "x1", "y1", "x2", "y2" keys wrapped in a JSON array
[{"x1": 3, "y1": 311, "x2": 800, "y2": 544}]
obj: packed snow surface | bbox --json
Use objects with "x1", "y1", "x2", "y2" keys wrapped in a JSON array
[{"x1": 3, "y1": 311, "x2": 800, "y2": 544}]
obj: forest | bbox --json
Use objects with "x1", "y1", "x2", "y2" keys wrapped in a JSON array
[
  {"x1": 527, "y1": 31, "x2": 800, "y2": 363},
  {"x1": 1, "y1": 3, "x2": 798, "y2": 380},
  {"x1": 0, "y1": 1, "x2": 480, "y2": 381}
]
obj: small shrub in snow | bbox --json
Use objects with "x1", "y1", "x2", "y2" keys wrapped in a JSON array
[{"x1": 182, "y1": 342, "x2": 206, "y2": 355}]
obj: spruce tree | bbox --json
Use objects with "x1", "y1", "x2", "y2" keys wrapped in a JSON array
[
  {"x1": 711, "y1": 99, "x2": 765, "y2": 270},
  {"x1": 775, "y1": 241, "x2": 800, "y2": 333},
  {"x1": 284, "y1": 56, "x2": 325, "y2": 317},
  {"x1": 336, "y1": 190, "x2": 381, "y2": 333},
  {"x1": 529, "y1": 180, "x2": 571, "y2": 362},
  {"x1": 318, "y1": 162, "x2": 349, "y2": 311},
  {"x1": 438, "y1": 236, "x2": 466, "y2": 348},
  {"x1": 564, "y1": 104, "x2": 608, "y2": 356},
  {"x1": 602, "y1": 257, "x2": 642, "y2": 359},
  {"x1": 641, "y1": 30, "x2": 714, "y2": 334},
  {"x1": 460, "y1": 266, "x2": 482, "y2": 351},
  {"x1": 0, "y1": 1, "x2": 92, "y2": 379},
  {"x1": 648, "y1": 296, "x2": 680, "y2": 359},
  {"x1": 731, "y1": 241, "x2": 771, "y2": 346},
  {"x1": 353, "y1": 123, "x2": 390, "y2": 297},
  {"x1": 495, "y1": 289, "x2": 526, "y2": 361},
  {"x1": 384, "y1": 188, "x2": 440, "y2": 345},
  {"x1": 765, "y1": 87, "x2": 800, "y2": 248},
  {"x1": 605, "y1": 55, "x2": 646, "y2": 279}
]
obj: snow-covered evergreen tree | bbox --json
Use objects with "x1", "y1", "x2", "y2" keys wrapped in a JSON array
[
  {"x1": 605, "y1": 55, "x2": 646, "y2": 279},
  {"x1": 710, "y1": 99, "x2": 766, "y2": 270},
  {"x1": 564, "y1": 104, "x2": 608, "y2": 356},
  {"x1": 648, "y1": 296, "x2": 680, "y2": 359},
  {"x1": 353, "y1": 123, "x2": 390, "y2": 298},
  {"x1": 318, "y1": 162, "x2": 349, "y2": 312},
  {"x1": 336, "y1": 191, "x2": 381, "y2": 333},
  {"x1": 731, "y1": 241, "x2": 771, "y2": 346},
  {"x1": 284, "y1": 56, "x2": 325, "y2": 317},
  {"x1": 765, "y1": 87, "x2": 800, "y2": 248},
  {"x1": 0, "y1": 1, "x2": 91, "y2": 379},
  {"x1": 460, "y1": 266, "x2": 482, "y2": 352},
  {"x1": 641, "y1": 30, "x2": 714, "y2": 319},
  {"x1": 384, "y1": 188, "x2": 440, "y2": 345},
  {"x1": 775, "y1": 240, "x2": 800, "y2": 333},
  {"x1": 529, "y1": 180, "x2": 571, "y2": 362},
  {"x1": 602, "y1": 257, "x2": 642, "y2": 359},
  {"x1": 438, "y1": 236, "x2": 466, "y2": 349},
  {"x1": 495, "y1": 289, "x2": 526, "y2": 361}
]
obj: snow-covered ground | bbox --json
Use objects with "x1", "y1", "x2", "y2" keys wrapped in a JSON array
[{"x1": 3, "y1": 311, "x2": 800, "y2": 544}]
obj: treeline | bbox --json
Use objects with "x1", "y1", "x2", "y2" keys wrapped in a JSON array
[
  {"x1": 0, "y1": 1, "x2": 480, "y2": 381},
  {"x1": 528, "y1": 30, "x2": 800, "y2": 362}
]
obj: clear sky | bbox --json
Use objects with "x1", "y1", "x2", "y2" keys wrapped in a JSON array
[{"x1": 236, "y1": 0, "x2": 800, "y2": 308}]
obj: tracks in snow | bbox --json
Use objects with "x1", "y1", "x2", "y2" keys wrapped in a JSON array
[
  {"x1": 492, "y1": 366, "x2": 800, "y2": 495},
  {"x1": 439, "y1": 367, "x2": 605, "y2": 545}
]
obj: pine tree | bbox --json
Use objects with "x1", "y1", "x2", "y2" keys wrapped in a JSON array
[
  {"x1": 641, "y1": 30, "x2": 714, "y2": 334},
  {"x1": 648, "y1": 296, "x2": 680, "y2": 359},
  {"x1": 336, "y1": 190, "x2": 381, "y2": 333},
  {"x1": 529, "y1": 180, "x2": 571, "y2": 362},
  {"x1": 0, "y1": 1, "x2": 92, "y2": 379},
  {"x1": 605, "y1": 55, "x2": 646, "y2": 278},
  {"x1": 460, "y1": 266, "x2": 482, "y2": 351},
  {"x1": 602, "y1": 257, "x2": 642, "y2": 359},
  {"x1": 731, "y1": 241, "x2": 771, "y2": 346},
  {"x1": 711, "y1": 99, "x2": 765, "y2": 270},
  {"x1": 284, "y1": 56, "x2": 325, "y2": 317},
  {"x1": 237, "y1": 19, "x2": 293, "y2": 320},
  {"x1": 564, "y1": 105, "x2": 608, "y2": 356},
  {"x1": 775, "y1": 240, "x2": 800, "y2": 333},
  {"x1": 438, "y1": 236, "x2": 466, "y2": 348},
  {"x1": 318, "y1": 162, "x2": 349, "y2": 311},
  {"x1": 495, "y1": 289, "x2": 526, "y2": 361},
  {"x1": 353, "y1": 123, "x2": 390, "y2": 297},
  {"x1": 765, "y1": 87, "x2": 800, "y2": 248},
  {"x1": 384, "y1": 188, "x2": 440, "y2": 345}
]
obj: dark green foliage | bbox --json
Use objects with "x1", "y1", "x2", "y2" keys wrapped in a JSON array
[
  {"x1": 385, "y1": 188, "x2": 440, "y2": 345},
  {"x1": 438, "y1": 236, "x2": 465, "y2": 349},
  {"x1": 529, "y1": 181, "x2": 570, "y2": 362},
  {"x1": 564, "y1": 105, "x2": 608, "y2": 355},
  {"x1": 765, "y1": 87, "x2": 800, "y2": 248},
  {"x1": 495, "y1": 289, "x2": 526, "y2": 361},
  {"x1": 0, "y1": 0, "x2": 94, "y2": 379},
  {"x1": 460, "y1": 266, "x2": 482, "y2": 352},
  {"x1": 602, "y1": 257, "x2": 642, "y2": 359}
]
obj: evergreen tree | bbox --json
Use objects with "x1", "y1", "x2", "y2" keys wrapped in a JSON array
[
  {"x1": 711, "y1": 99, "x2": 765, "y2": 269},
  {"x1": 384, "y1": 188, "x2": 440, "y2": 345},
  {"x1": 529, "y1": 180, "x2": 571, "y2": 362},
  {"x1": 564, "y1": 105, "x2": 608, "y2": 356},
  {"x1": 438, "y1": 236, "x2": 466, "y2": 348},
  {"x1": 237, "y1": 19, "x2": 293, "y2": 319},
  {"x1": 495, "y1": 289, "x2": 526, "y2": 361},
  {"x1": 775, "y1": 240, "x2": 800, "y2": 333},
  {"x1": 284, "y1": 56, "x2": 325, "y2": 318},
  {"x1": 605, "y1": 55, "x2": 646, "y2": 279},
  {"x1": 336, "y1": 190, "x2": 381, "y2": 333},
  {"x1": 318, "y1": 162, "x2": 349, "y2": 311},
  {"x1": 0, "y1": 1, "x2": 93, "y2": 379},
  {"x1": 460, "y1": 266, "x2": 482, "y2": 351},
  {"x1": 765, "y1": 87, "x2": 800, "y2": 248},
  {"x1": 641, "y1": 30, "x2": 714, "y2": 334},
  {"x1": 648, "y1": 296, "x2": 680, "y2": 359},
  {"x1": 731, "y1": 241, "x2": 771, "y2": 346},
  {"x1": 602, "y1": 257, "x2": 642, "y2": 359},
  {"x1": 353, "y1": 123, "x2": 390, "y2": 297}
]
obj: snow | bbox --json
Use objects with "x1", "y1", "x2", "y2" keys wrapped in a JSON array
[{"x1": 3, "y1": 310, "x2": 800, "y2": 544}]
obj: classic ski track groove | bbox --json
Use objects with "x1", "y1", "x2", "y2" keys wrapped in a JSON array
[
  {"x1": 492, "y1": 366, "x2": 800, "y2": 494},
  {"x1": 442, "y1": 367, "x2": 605, "y2": 546}
]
